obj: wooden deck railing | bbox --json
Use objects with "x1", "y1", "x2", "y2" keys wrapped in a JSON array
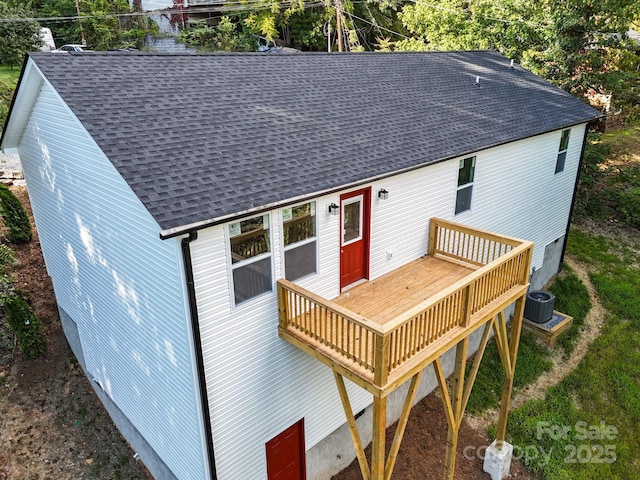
[
  {"x1": 277, "y1": 281, "x2": 381, "y2": 374},
  {"x1": 278, "y1": 218, "x2": 533, "y2": 389}
]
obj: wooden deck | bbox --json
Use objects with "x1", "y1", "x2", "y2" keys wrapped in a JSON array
[
  {"x1": 278, "y1": 218, "x2": 533, "y2": 397},
  {"x1": 334, "y1": 256, "x2": 474, "y2": 325},
  {"x1": 278, "y1": 218, "x2": 534, "y2": 480}
]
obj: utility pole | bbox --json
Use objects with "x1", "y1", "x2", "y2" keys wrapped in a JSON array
[
  {"x1": 74, "y1": 0, "x2": 85, "y2": 46},
  {"x1": 335, "y1": 0, "x2": 342, "y2": 52}
]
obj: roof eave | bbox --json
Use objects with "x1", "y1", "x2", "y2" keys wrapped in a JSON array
[
  {"x1": 159, "y1": 115, "x2": 602, "y2": 241},
  {"x1": 1, "y1": 55, "x2": 44, "y2": 153}
]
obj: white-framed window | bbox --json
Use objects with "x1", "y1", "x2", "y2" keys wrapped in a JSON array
[
  {"x1": 282, "y1": 202, "x2": 317, "y2": 281},
  {"x1": 555, "y1": 129, "x2": 571, "y2": 174},
  {"x1": 455, "y1": 156, "x2": 476, "y2": 215},
  {"x1": 228, "y1": 214, "x2": 272, "y2": 305}
]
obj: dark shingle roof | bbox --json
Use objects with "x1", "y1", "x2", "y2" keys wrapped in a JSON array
[{"x1": 27, "y1": 51, "x2": 601, "y2": 237}]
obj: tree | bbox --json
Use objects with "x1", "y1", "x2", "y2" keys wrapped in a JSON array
[
  {"x1": 527, "y1": 0, "x2": 640, "y2": 89},
  {"x1": 396, "y1": 0, "x2": 640, "y2": 93},
  {"x1": 0, "y1": 5, "x2": 42, "y2": 68},
  {"x1": 40, "y1": 0, "x2": 157, "y2": 50},
  {"x1": 397, "y1": 0, "x2": 546, "y2": 60}
]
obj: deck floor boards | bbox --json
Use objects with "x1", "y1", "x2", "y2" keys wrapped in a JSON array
[{"x1": 334, "y1": 256, "x2": 474, "y2": 325}]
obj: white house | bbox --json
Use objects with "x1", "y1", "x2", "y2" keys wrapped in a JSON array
[{"x1": 1, "y1": 51, "x2": 600, "y2": 480}]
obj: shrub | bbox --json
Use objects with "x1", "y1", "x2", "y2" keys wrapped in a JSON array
[
  {"x1": 3, "y1": 292, "x2": 46, "y2": 359},
  {"x1": 618, "y1": 187, "x2": 640, "y2": 228},
  {"x1": 0, "y1": 184, "x2": 32, "y2": 244}
]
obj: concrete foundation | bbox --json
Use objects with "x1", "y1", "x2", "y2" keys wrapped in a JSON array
[
  {"x1": 482, "y1": 440, "x2": 513, "y2": 480},
  {"x1": 530, "y1": 236, "x2": 565, "y2": 291}
]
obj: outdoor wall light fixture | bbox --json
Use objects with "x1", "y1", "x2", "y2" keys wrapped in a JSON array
[
  {"x1": 328, "y1": 203, "x2": 339, "y2": 215},
  {"x1": 378, "y1": 188, "x2": 389, "y2": 200}
]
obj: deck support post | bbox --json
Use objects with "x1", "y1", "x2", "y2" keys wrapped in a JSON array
[
  {"x1": 494, "y1": 296, "x2": 525, "y2": 449},
  {"x1": 384, "y1": 371, "x2": 423, "y2": 480},
  {"x1": 371, "y1": 395, "x2": 387, "y2": 480},
  {"x1": 435, "y1": 337, "x2": 468, "y2": 480}
]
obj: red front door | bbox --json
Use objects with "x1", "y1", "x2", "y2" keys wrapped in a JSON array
[
  {"x1": 340, "y1": 188, "x2": 371, "y2": 289},
  {"x1": 266, "y1": 419, "x2": 306, "y2": 480}
]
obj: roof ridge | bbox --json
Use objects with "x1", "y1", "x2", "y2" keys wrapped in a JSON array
[{"x1": 29, "y1": 49, "x2": 501, "y2": 58}]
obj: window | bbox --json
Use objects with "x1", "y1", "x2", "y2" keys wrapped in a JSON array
[
  {"x1": 455, "y1": 156, "x2": 476, "y2": 215},
  {"x1": 283, "y1": 202, "x2": 317, "y2": 281},
  {"x1": 555, "y1": 129, "x2": 570, "y2": 174},
  {"x1": 229, "y1": 214, "x2": 272, "y2": 305}
]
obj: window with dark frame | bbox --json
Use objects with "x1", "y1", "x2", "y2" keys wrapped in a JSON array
[
  {"x1": 229, "y1": 214, "x2": 272, "y2": 305},
  {"x1": 283, "y1": 202, "x2": 317, "y2": 281},
  {"x1": 555, "y1": 129, "x2": 570, "y2": 174},
  {"x1": 455, "y1": 156, "x2": 476, "y2": 215}
]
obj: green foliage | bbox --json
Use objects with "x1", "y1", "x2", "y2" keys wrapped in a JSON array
[
  {"x1": 178, "y1": 17, "x2": 254, "y2": 52},
  {"x1": 0, "y1": 244, "x2": 16, "y2": 299},
  {"x1": 0, "y1": 244, "x2": 16, "y2": 270},
  {"x1": 395, "y1": 0, "x2": 640, "y2": 112},
  {"x1": 40, "y1": 0, "x2": 158, "y2": 50},
  {"x1": 574, "y1": 134, "x2": 610, "y2": 219},
  {"x1": 574, "y1": 123, "x2": 640, "y2": 227},
  {"x1": 40, "y1": 0, "x2": 81, "y2": 46},
  {"x1": 0, "y1": 78, "x2": 16, "y2": 129},
  {"x1": 617, "y1": 187, "x2": 640, "y2": 227},
  {"x1": 285, "y1": 9, "x2": 330, "y2": 51},
  {"x1": 466, "y1": 332, "x2": 553, "y2": 414},
  {"x1": 548, "y1": 266, "x2": 591, "y2": 356},
  {"x1": 0, "y1": 184, "x2": 32, "y2": 244},
  {"x1": 0, "y1": 5, "x2": 42, "y2": 69},
  {"x1": 3, "y1": 292, "x2": 46, "y2": 359}
]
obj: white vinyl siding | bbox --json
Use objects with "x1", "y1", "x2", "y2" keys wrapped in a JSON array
[
  {"x1": 455, "y1": 125, "x2": 585, "y2": 271},
  {"x1": 17, "y1": 80, "x2": 207, "y2": 479},
  {"x1": 191, "y1": 205, "x2": 371, "y2": 480},
  {"x1": 192, "y1": 125, "x2": 586, "y2": 479}
]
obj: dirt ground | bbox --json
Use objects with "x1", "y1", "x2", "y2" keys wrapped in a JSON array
[
  {"x1": 0, "y1": 186, "x2": 533, "y2": 480},
  {"x1": 332, "y1": 391, "x2": 534, "y2": 480}
]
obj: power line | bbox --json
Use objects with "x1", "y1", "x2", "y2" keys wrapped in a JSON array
[
  {"x1": 0, "y1": 2, "x2": 325, "y2": 23},
  {"x1": 339, "y1": 8, "x2": 413, "y2": 41}
]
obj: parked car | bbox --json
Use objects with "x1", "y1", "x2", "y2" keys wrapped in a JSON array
[{"x1": 53, "y1": 45, "x2": 86, "y2": 53}]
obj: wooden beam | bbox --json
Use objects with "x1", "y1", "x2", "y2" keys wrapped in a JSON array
[
  {"x1": 493, "y1": 312, "x2": 512, "y2": 380},
  {"x1": 434, "y1": 358, "x2": 455, "y2": 430},
  {"x1": 443, "y1": 338, "x2": 468, "y2": 480},
  {"x1": 334, "y1": 372, "x2": 370, "y2": 480},
  {"x1": 461, "y1": 320, "x2": 493, "y2": 414},
  {"x1": 384, "y1": 371, "x2": 423, "y2": 480},
  {"x1": 496, "y1": 296, "x2": 525, "y2": 448},
  {"x1": 371, "y1": 395, "x2": 387, "y2": 480}
]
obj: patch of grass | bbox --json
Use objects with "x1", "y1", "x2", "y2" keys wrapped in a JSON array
[
  {"x1": 506, "y1": 227, "x2": 640, "y2": 479},
  {"x1": 602, "y1": 122, "x2": 640, "y2": 159},
  {"x1": 508, "y1": 315, "x2": 640, "y2": 480},
  {"x1": 590, "y1": 268, "x2": 640, "y2": 326},
  {"x1": 0, "y1": 66, "x2": 21, "y2": 85},
  {"x1": 565, "y1": 229, "x2": 620, "y2": 266},
  {"x1": 548, "y1": 266, "x2": 591, "y2": 356},
  {"x1": 466, "y1": 331, "x2": 553, "y2": 414}
]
